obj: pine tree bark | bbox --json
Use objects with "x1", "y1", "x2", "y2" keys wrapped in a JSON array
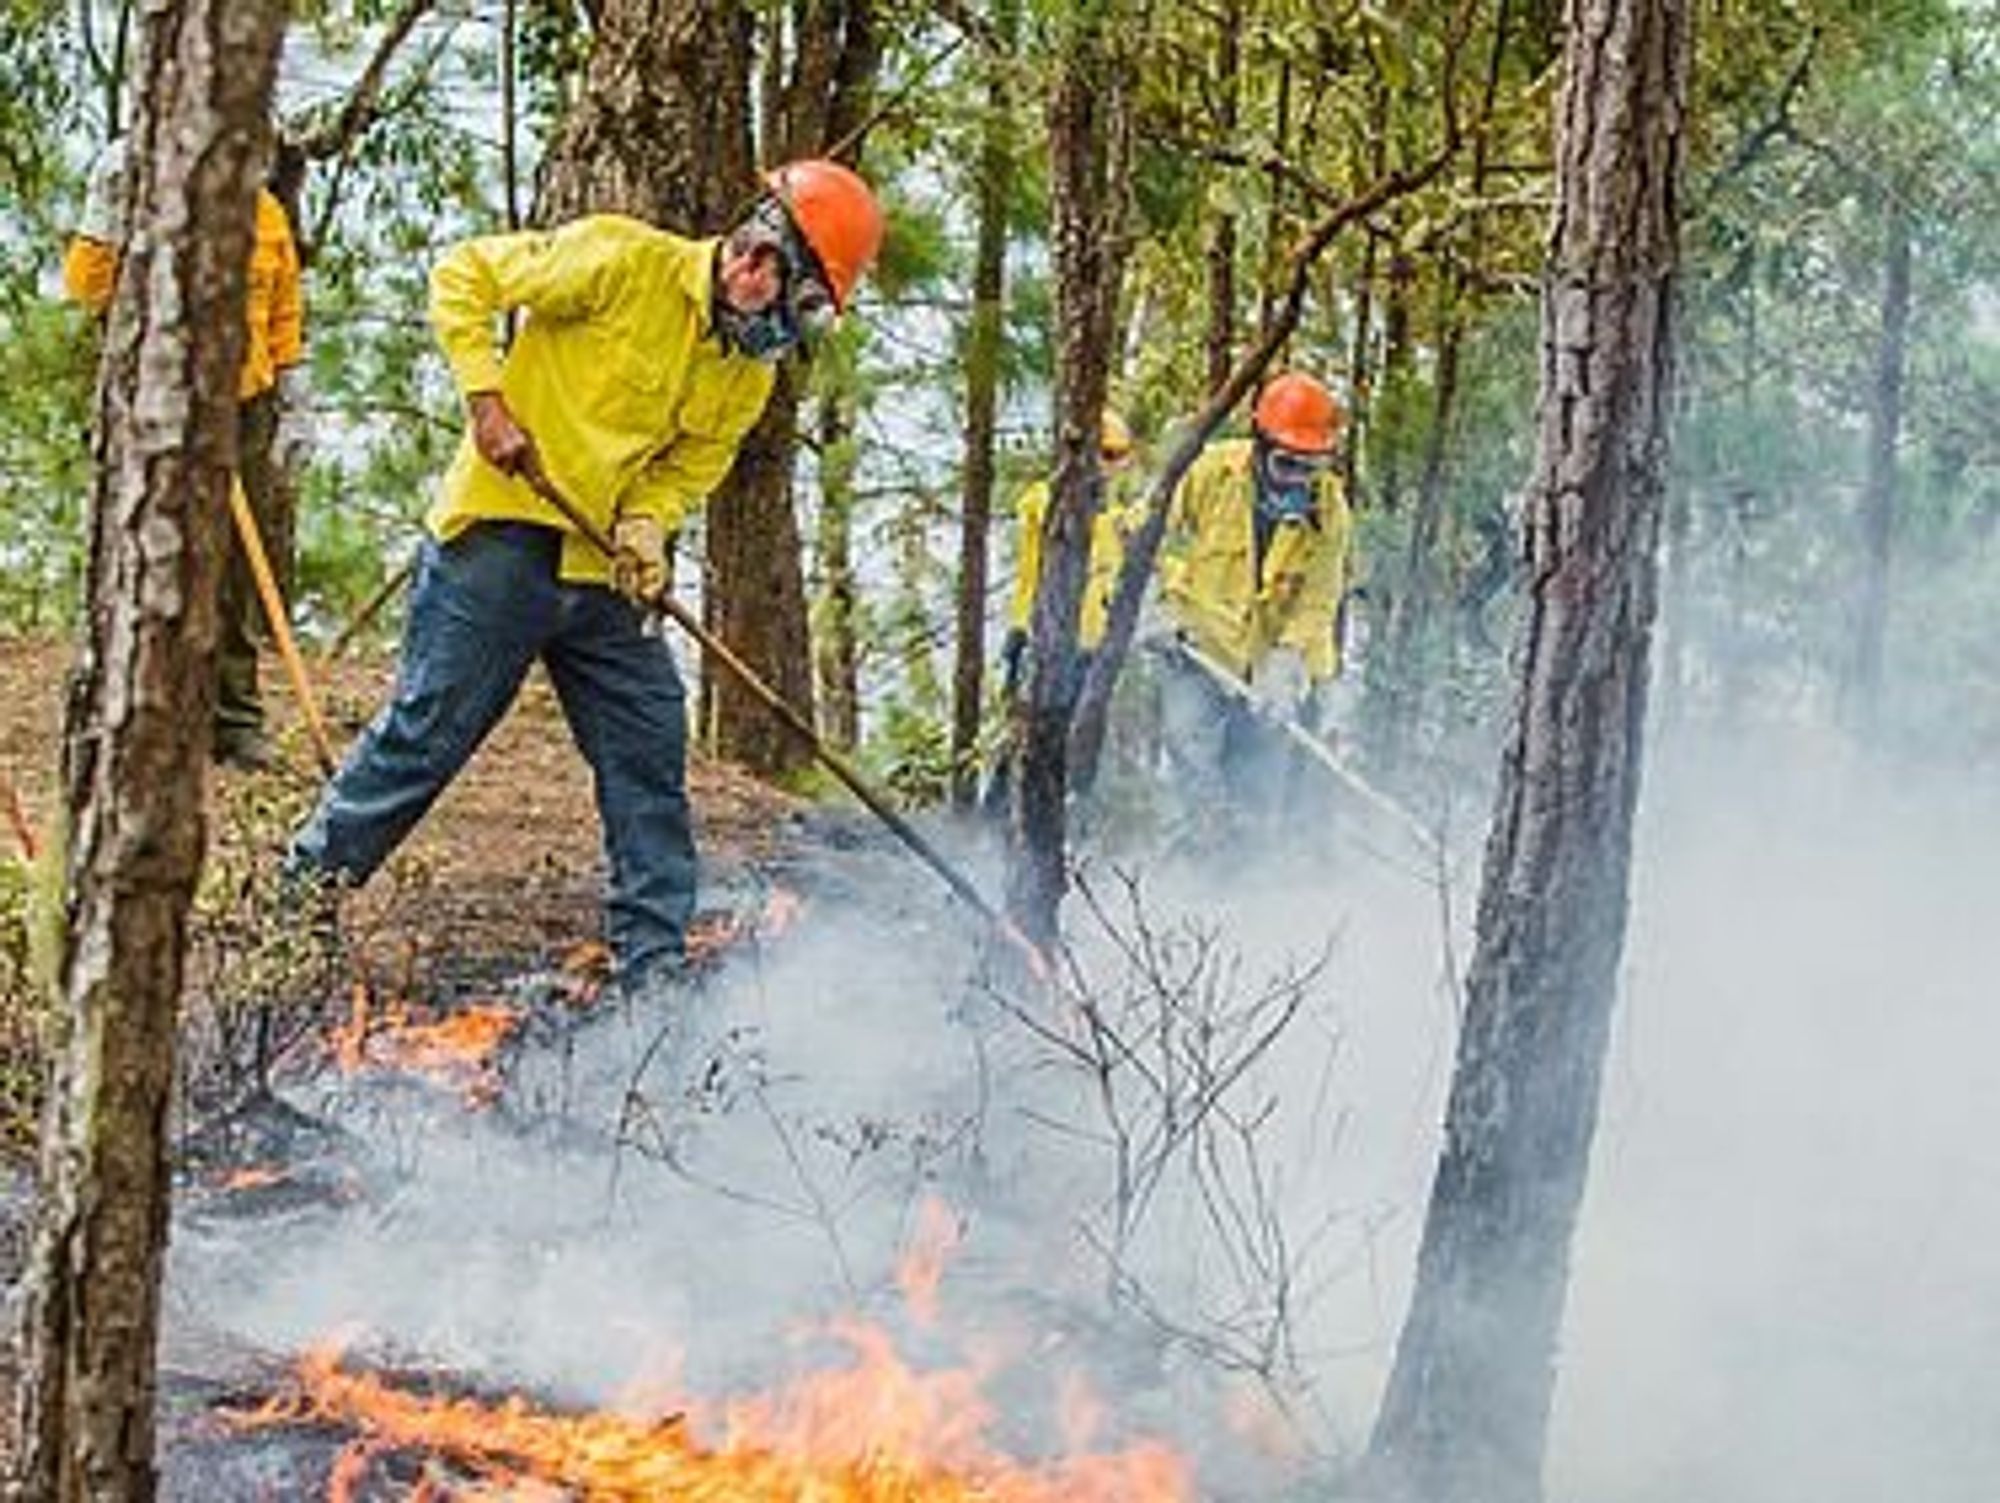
[
  {"x1": 947, "y1": 8, "x2": 1016, "y2": 808},
  {"x1": 1364, "y1": 3, "x2": 1691, "y2": 1499},
  {"x1": 1204, "y1": 0, "x2": 1242, "y2": 393},
  {"x1": 8, "y1": 4, "x2": 286, "y2": 1498},
  {"x1": 535, "y1": 0, "x2": 751, "y2": 229},
  {"x1": 811, "y1": 390, "x2": 861, "y2": 748}
]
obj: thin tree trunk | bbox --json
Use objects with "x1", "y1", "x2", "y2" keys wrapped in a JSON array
[
  {"x1": 1204, "y1": 0, "x2": 1241, "y2": 393},
  {"x1": 708, "y1": 0, "x2": 879, "y2": 774},
  {"x1": 9, "y1": 4, "x2": 286, "y2": 1497},
  {"x1": 1342, "y1": 225, "x2": 1380, "y2": 505},
  {"x1": 812, "y1": 391, "x2": 861, "y2": 749},
  {"x1": 1005, "y1": 16, "x2": 1133, "y2": 948},
  {"x1": 501, "y1": 0, "x2": 520, "y2": 230},
  {"x1": 1849, "y1": 202, "x2": 1910, "y2": 730},
  {"x1": 1253, "y1": 56, "x2": 1291, "y2": 335},
  {"x1": 948, "y1": 7, "x2": 1016, "y2": 806},
  {"x1": 1364, "y1": 2, "x2": 1690, "y2": 1500}
]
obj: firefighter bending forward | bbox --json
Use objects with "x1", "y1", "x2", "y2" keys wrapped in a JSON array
[
  {"x1": 1152, "y1": 371, "x2": 1353, "y2": 852},
  {"x1": 284, "y1": 161, "x2": 885, "y2": 992}
]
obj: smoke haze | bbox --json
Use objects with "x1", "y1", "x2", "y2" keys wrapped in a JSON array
[{"x1": 165, "y1": 724, "x2": 2000, "y2": 1500}]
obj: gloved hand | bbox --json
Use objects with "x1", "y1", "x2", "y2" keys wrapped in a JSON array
[
  {"x1": 1251, "y1": 646, "x2": 1310, "y2": 722},
  {"x1": 610, "y1": 514, "x2": 668, "y2": 604}
]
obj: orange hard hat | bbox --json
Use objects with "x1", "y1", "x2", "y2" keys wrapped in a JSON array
[
  {"x1": 766, "y1": 159, "x2": 885, "y2": 312},
  {"x1": 1251, "y1": 371, "x2": 1343, "y2": 454}
]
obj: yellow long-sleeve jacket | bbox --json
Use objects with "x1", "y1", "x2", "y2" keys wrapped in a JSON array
[
  {"x1": 426, "y1": 216, "x2": 776, "y2": 586},
  {"x1": 1007, "y1": 478, "x2": 1135, "y2": 650},
  {"x1": 1159, "y1": 438, "x2": 1353, "y2": 682},
  {"x1": 64, "y1": 175, "x2": 303, "y2": 400}
]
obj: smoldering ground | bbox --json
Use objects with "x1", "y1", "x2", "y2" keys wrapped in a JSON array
[{"x1": 161, "y1": 718, "x2": 1999, "y2": 1499}]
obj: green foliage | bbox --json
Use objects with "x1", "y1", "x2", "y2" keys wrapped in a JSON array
[
  {"x1": 871, "y1": 699, "x2": 958, "y2": 807},
  {"x1": 0, "y1": 853, "x2": 51, "y2": 1161},
  {"x1": 0, "y1": 296, "x2": 94, "y2": 628}
]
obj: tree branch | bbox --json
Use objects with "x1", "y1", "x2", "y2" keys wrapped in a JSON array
[{"x1": 288, "y1": 0, "x2": 438, "y2": 160}]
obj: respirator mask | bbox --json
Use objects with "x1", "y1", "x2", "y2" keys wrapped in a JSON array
[
  {"x1": 715, "y1": 195, "x2": 838, "y2": 363},
  {"x1": 1253, "y1": 436, "x2": 1330, "y2": 525}
]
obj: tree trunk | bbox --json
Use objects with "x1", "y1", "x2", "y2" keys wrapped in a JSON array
[
  {"x1": 1342, "y1": 228, "x2": 1380, "y2": 506},
  {"x1": 8, "y1": 4, "x2": 286, "y2": 1498},
  {"x1": 1004, "y1": 18, "x2": 1132, "y2": 949},
  {"x1": 708, "y1": 0, "x2": 879, "y2": 775},
  {"x1": 812, "y1": 390, "x2": 861, "y2": 749},
  {"x1": 705, "y1": 378, "x2": 819, "y2": 772},
  {"x1": 1364, "y1": 3, "x2": 1690, "y2": 1500},
  {"x1": 947, "y1": 9, "x2": 1017, "y2": 806},
  {"x1": 1203, "y1": 0, "x2": 1241, "y2": 393},
  {"x1": 1849, "y1": 202, "x2": 1910, "y2": 731},
  {"x1": 535, "y1": 0, "x2": 751, "y2": 230}
]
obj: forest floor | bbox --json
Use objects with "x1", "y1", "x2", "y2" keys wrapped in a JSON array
[{"x1": 0, "y1": 634, "x2": 807, "y2": 1138}]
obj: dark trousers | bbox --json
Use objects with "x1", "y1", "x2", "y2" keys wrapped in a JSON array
[
  {"x1": 287, "y1": 523, "x2": 697, "y2": 983},
  {"x1": 216, "y1": 389, "x2": 280, "y2": 741}
]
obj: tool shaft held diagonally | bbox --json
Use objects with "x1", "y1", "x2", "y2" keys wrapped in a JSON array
[
  {"x1": 226, "y1": 477, "x2": 337, "y2": 777},
  {"x1": 1168, "y1": 634, "x2": 1437, "y2": 856}
]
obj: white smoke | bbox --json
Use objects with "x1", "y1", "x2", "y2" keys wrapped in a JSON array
[{"x1": 164, "y1": 716, "x2": 2000, "y2": 1500}]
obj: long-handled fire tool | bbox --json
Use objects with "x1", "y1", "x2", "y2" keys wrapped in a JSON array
[
  {"x1": 1167, "y1": 634, "x2": 1438, "y2": 858},
  {"x1": 226, "y1": 477, "x2": 338, "y2": 776},
  {"x1": 516, "y1": 459, "x2": 1047, "y2": 969}
]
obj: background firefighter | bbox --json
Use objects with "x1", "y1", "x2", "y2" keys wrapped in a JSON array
[
  {"x1": 283, "y1": 159, "x2": 885, "y2": 993},
  {"x1": 63, "y1": 133, "x2": 307, "y2": 770},
  {"x1": 1149, "y1": 370, "x2": 1354, "y2": 852},
  {"x1": 982, "y1": 410, "x2": 1140, "y2": 819}
]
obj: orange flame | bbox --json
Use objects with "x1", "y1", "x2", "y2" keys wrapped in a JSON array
[
  {"x1": 234, "y1": 1327, "x2": 1191, "y2": 1501},
  {"x1": 328, "y1": 985, "x2": 522, "y2": 1107},
  {"x1": 212, "y1": 1165, "x2": 288, "y2": 1194},
  {"x1": 896, "y1": 1196, "x2": 963, "y2": 1330}
]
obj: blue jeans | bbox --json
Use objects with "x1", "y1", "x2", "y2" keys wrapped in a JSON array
[{"x1": 288, "y1": 522, "x2": 695, "y2": 983}]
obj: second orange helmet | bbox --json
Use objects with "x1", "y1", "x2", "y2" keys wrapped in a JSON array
[{"x1": 1251, "y1": 371, "x2": 1343, "y2": 455}]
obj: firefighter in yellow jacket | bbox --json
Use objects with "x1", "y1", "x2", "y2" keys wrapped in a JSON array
[
  {"x1": 982, "y1": 412, "x2": 1138, "y2": 817},
  {"x1": 999, "y1": 409, "x2": 1139, "y2": 694},
  {"x1": 1153, "y1": 371, "x2": 1352, "y2": 840},
  {"x1": 64, "y1": 135, "x2": 306, "y2": 768},
  {"x1": 284, "y1": 161, "x2": 885, "y2": 992}
]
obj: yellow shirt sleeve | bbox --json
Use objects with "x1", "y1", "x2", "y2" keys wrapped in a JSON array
[
  {"x1": 1008, "y1": 481, "x2": 1050, "y2": 633},
  {"x1": 62, "y1": 237, "x2": 119, "y2": 314},
  {"x1": 265, "y1": 194, "x2": 305, "y2": 370},
  {"x1": 429, "y1": 222, "x2": 624, "y2": 395}
]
